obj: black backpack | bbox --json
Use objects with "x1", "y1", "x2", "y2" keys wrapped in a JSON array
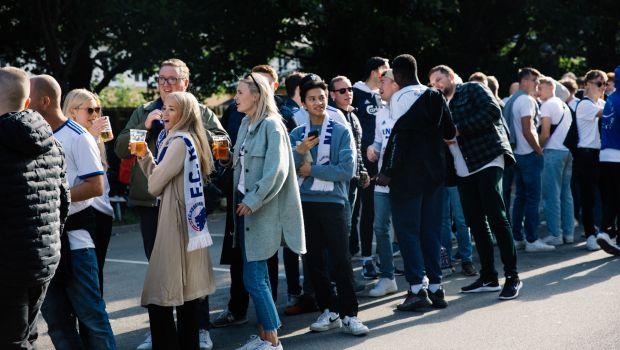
[{"x1": 563, "y1": 102, "x2": 579, "y2": 154}]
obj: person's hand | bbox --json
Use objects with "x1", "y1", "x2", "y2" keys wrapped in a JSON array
[
  {"x1": 361, "y1": 175, "x2": 371, "y2": 188},
  {"x1": 296, "y1": 135, "x2": 320, "y2": 155},
  {"x1": 236, "y1": 203, "x2": 252, "y2": 216},
  {"x1": 374, "y1": 173, "x2": 391, "y2": 187},
  {"x1": 297, "y1": 161, "x2": 312, "y2": 177},
  {"x1": 88, "y1": 117, "x2": 108, "y2": 137},
  {"x1": 145, "y1": 109, "x2": 163, "y2": 130},
  {"x1": 366, "y1": 146, "x2": 378, "y2": 162}
]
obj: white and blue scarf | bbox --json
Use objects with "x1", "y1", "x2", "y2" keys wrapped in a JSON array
[
  {"x1": 297, "y1": 116, "x2": 334, "y2": 192},
  {"x1": 157, "y1": 131, "x2": 213, "y2": 251}
]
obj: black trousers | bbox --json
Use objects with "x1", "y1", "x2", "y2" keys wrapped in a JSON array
[
  {"x1": 93, "y1": 209, "x2": 113, "y2": 295},
  {"x1": 303, "y1": 202, "x2": 358, "y2": 317},
  {"x1": 148, "y1": 299, "x2": 200, "y2": 350},
  {"x1": 573, "y1": 148, "x2": 600, "y2": 236},
  {"x1": 457, "y1": 167, "x2": 518, "y2": 281},
  {"x1": 599, "y1": 162, "x2": 620, "y2": 238},
  {"x1": 350, "y1": 182, "x2": 375, "y2": 257},
  {"x1": 0, "y1": 282, "x2": 49, "y2": 350}
]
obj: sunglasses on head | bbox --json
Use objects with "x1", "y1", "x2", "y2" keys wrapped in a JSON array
[
  {"x1": 332, "y1": 87, "x2": 353, "y2": 94},
  {"x1": 246, "y1": 73, "x2": 262, "y2": 95},
  {"x1": 589, "y1": 81, "x2": 607, "y2": 88},
  {"x1": 75, "y1": 107, "x2": 101, "y2": 115}
]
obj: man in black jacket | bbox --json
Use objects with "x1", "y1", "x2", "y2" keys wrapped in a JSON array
[
  {"x1": 377, "y1": 54, "x2": 456, "y2": 312},
  {"x1": 0, "y1": 67, "x2": 70, "y2": 349}
]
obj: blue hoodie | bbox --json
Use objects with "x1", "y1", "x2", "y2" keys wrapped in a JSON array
[
  {"x1": 290, "y1": 120, "x2": 354, "y2": 204},
  {"x1": 600, "y1": 65, "x2": 620, "y2": 151}
]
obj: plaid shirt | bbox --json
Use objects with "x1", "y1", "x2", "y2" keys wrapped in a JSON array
[{"x1": 449, "y1": 82, "x2": 514, "y2": 173}]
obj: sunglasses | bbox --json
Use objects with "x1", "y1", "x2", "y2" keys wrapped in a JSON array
[
  {"x1": 332, "y1": 87, "x2": 353, "y2": 94},
  {"x1": 589, "y1": 81, "x2": 607, "y2": 88},
  {"x1": 246, "y1": 73, "x2": 262, "y2": 95},
  {"x1": 75, "y1": 107, "x2": 101, "y2": 115}
]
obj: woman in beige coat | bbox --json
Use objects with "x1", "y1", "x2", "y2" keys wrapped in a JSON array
[{"x1": 133, "y1": 91, "x2": 216, "y2": 350}]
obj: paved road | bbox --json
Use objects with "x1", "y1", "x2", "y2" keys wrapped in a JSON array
[{"x1": 37, "y1": 212, "x2": 620, "y2": 350}]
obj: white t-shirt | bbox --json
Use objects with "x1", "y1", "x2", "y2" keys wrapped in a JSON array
[
  {"x1": 576, "y1": 97, "x2": 605, "y2": 149},
  {"x1": 54, "y1": 119, "x2": 104, "y2": 250},
  {"x1": 390, "y1": 84, "x2": 428, "y2": 120},
  {"x1": 373, "y1": 107, "x2": 397, "y2": 193},
  {"x1": 540, "y1": 97, "x2": 571, "y2": 151},
  {"x1": 448, "y1": 141, "x2": 504, "y2": 177},
  {"x1": 512, "y1": 94, "x2": 540, "y2": 155},
  {"x1": 237, "y1": 139, "x2": 247, "y2": 193},
  {"x1": 568, "y1": 98, "x2": 579, "y2": 112}
]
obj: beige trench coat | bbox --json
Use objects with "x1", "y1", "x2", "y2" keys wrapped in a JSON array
[{"x1": 138, "y1": 134, "x2": 216, "y2": 306}]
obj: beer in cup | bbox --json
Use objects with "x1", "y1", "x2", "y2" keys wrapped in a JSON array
[
  {"x1": 129, "y1": 129, "x2": 148, "y2": 157},
  {"x1": 211, "y1": 135, "x2": 229, "y2": 161},
  {"x1": 99, "y1": 115, "x2": 114, "y2": 143}
]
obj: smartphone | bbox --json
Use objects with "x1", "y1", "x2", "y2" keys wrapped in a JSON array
[{"x1": 308, "y1": 130, "x2": 319, "y2": 139}]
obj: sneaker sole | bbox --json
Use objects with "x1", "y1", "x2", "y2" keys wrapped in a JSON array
[
  {"x1": 310, "y1": 320, "x2": 342, "y2": 332},
  {"x1": 597, "y1": 238, "x2": 620, "y2": 256},
  {"x1": 461, "y1": 286, "x2": 502, "y2": 293},
  {"x1": 498, "y1": 281, "x2": 523, "y2": 300},
  {"x1": 368, "y1": 288, "x2": 398, "y2": 298},
  {"x1": 211, "y1": 318, "x2": 248, "y2": 328},
  {"x1": 342, "y1": 327, "x2": 369, "y2": 336}
]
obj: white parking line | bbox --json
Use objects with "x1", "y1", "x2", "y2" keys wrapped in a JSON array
[{"x1": 106, "y1": 258, "x2": 230, "y2": 272}]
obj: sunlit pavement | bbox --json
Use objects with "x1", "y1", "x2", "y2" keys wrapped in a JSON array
[{"x1": 37, "y1": 213, "x2": 620, "y2": 350}]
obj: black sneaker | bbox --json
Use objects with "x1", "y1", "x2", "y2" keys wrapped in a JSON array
[
  {"x1": 362, "y1": 260, "x2": 378, "y2": 280},
  {"x1": 460, "y1": 278, "x2": 501, "y2": 293},
  {"x1": 461, "y1": 261, "x2": 478, "y2": 276},
  {"x1": 396, "y1": 289, "x2": 432, "y2": 311},
  {"x1": 211, "y1": 309, "x2": 248, "y2": 327},
  {"x1": 428, "y1": 287, "x2": 448, "y2": 309},
  {"x1": 499, "y1": 276, "x2": 523, "y2": 300}
]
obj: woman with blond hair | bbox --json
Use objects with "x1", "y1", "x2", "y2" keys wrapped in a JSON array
[
  {"x1": 62, "y1": 88, "x2": 114, "y2": 294},
  {"x1": 232, "y1": 73, "x2": 305, "y2": 350},
  {"x1": 132, "y1": 91, "x2": 216, "y2": 349}
]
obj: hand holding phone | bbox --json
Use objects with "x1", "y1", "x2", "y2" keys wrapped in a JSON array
[{"x1": 308, "y1": 130, "x2": 319, "y2": 139}]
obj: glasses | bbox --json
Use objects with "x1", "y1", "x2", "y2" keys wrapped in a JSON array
[
  {"x1": 246, "y1": 73, "x2": 262, "y2": 95},
  {"x1": 75, "y1": 107, "x2": 101, "y2": 115},
  {"x1": 155, "y1": 76, "x2": 185, "y2": 85},
  {"x1": 589, "y1": 81, "x2": 607, "y2": 88},
  {"x1": 332, "y1": 87, "x2": 353, "y2": 94}
]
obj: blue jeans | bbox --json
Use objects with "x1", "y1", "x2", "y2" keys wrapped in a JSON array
[
  {"x1": 373, "y1": 192, "x2": 394, "y2": 279},
  {"x1": 41, "y1": 248, "x2": 116, "y2": 350},
  {"x1": 542, "y1": 149, "x2": 574, "y2": 239},
  {"x1": 237, "y1": 206, "x2": 281, "y2": 332},
  {"x1": 512, "y1": 152, "x2": 544, "y2": 242},
  {"x1": 390, "y1": 186, "x2": 444, "y2": 285},
  {"x1": 441, "y1": 186, "x2": 473, "y2": 263}
]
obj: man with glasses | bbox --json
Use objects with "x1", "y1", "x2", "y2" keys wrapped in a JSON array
[
  {"x1": 574, "y1": 70, "x2": 608, "y2": 251},
  {"x1": 503, "y1": 67, "x2": 554, "y2": 252},
  {"x1": 115, "y1": 58, "x2": 223, "y2": 350}
]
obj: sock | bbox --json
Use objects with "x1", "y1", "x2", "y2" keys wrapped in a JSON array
[
  {"x1": 362, "y1": 256, "x2": 373, "y2": 264},
  {"x1": 410, "y1": 284, "x2": 423, "y2": 294},
  {"x1": 428, "y1": 284, "x2": 441, "y2": 293}
]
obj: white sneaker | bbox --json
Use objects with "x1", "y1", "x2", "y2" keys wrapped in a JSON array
[
  {"x1": 252, "y1": 340, "x2": 284, "y2": 350},
  {"x1": 309, "y1": 309, "x2": 341, "y2": 332},
  {"x1": 235, "y1": 335, "x2": 263, "y2": 350},
  {"x1": 564, "y1": 235, "x2": 574, "y2": 244},
  {"x1": 286, "y1": 293, "x2": 301, "y2": 308},
  {"x1": 597, "y1": 232, "x2": 620, "y2": 256},
  {"x1": 342, "y1": 316, "x2": 369, "y2": 336},
  {"x1": 199, "y1": 329, "x2": 213, "y2": 350},
  {"x1": 525, "y1": 239, "x2": 555, "y2": 252},
  {"x1": 368, "y1": 278, "x2": 398, "y2": 297},
  {"x1": 586, "y1": 235, "x2": 601, "y2": 251},
  {"x1": 542, "y1": 235, "x2": 563, "y2": 246},
  {"x1": 136, "y1": 333, "x2": 152, "y2": 350},
  {"x1": 514, "y1": 240, "x2": 525, "y2": 250}
]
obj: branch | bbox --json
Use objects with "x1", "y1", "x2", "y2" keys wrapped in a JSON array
[{"x1": 93, "y1": 56, "x2": 133, "y2": 93}]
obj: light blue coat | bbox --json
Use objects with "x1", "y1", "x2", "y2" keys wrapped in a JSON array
[{"x1": 233, "y1": 114, "x2": 306, "y2": 262}]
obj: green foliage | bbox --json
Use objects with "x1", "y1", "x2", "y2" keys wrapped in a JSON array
[{"x1": 1, "y1": 0, "x2": 618, "y2": 100}]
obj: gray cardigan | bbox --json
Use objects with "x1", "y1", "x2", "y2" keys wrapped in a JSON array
[{"x1": 233, "y1": 113, "x2": 306, "y2": 262}]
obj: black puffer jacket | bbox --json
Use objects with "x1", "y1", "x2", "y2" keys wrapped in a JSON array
[{"x1": 0, "y1": 110, "x2": 70, "y2": 287}]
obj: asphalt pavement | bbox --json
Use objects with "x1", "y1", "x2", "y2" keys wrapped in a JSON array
[{"x1": 36, "y1": 212, "x2": 620, "y2": 350}]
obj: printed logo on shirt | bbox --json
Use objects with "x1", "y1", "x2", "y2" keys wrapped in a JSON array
[{"x1": 366, "y1": 105, "x2": 378, "y2": 115}]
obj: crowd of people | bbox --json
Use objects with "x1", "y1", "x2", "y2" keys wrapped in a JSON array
[{"x1": 0, "y1": 53, "x2": 618, "y2": 350}]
